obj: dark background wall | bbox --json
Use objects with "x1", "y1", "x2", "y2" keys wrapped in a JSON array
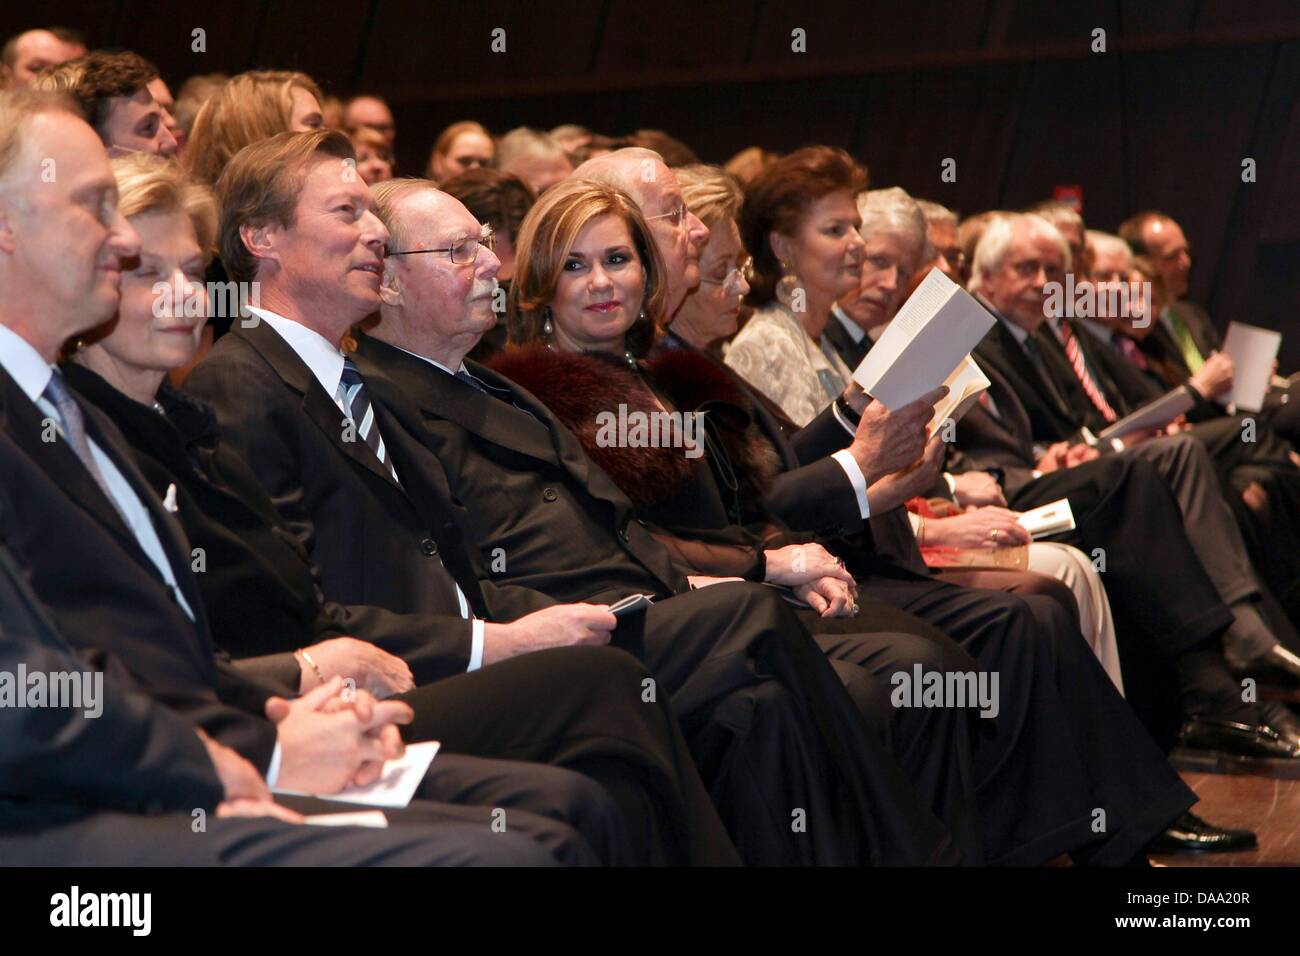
[{"x1": 6, "y1": 1, "x2": 1300, "y2": 365}]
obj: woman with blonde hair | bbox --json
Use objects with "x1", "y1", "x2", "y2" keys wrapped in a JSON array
[{"x1": 184, "y1": 69, "x2": 325, "y2": 186}]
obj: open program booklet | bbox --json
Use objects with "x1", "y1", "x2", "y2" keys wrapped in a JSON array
[
  {"x1": 1222, "y1": 320, "x2": 1282, "y2": 412},
  {"x1": 928, "y1": 355, "x2": 991, "y2": 436},
  {"x1": 852, "y1": 268, "x2": 995, "y2": 409},
  {"x1": 1097, "y1": 387, "x2": 1196, "y2": 442}
]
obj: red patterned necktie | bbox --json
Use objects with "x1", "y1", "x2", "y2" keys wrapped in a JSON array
[{"x1": 1058, "y1": 319, "x2": 1118, "y2": 422}]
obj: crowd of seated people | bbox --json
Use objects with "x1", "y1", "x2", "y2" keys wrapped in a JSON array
[{"x1": 4, "y1": 26, "x2": 1300, "y2": 868}]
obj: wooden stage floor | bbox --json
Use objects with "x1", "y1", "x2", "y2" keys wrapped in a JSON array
[{"x1": 1153, "y1": 772, "x2": 1300, "y2": 866}]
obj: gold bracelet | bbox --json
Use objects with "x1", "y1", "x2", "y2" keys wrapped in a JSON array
[{"x1": 295, "y1": 647, "x2": 325, "y2": 685}]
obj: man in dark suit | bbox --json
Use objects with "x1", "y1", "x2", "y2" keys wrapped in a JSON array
[
  {"x1": 0, "y1": 505, "x2": 562, "y2": 866},
  {"x1": 971, "y1": 213, "x2": 1293, "y2": 677},
  {"x1": 1118, "y1": 209, "x2": 1300, "y2": 450},
  {"x1": 964, "y1": 211, "x2": 1300, "y2": 764},
  {"x1": 0, "y1": 90, "x2": 664, "y2": 867},
  {"x1": 183, "y1": 130, "x2": 958, "y2": 865}
]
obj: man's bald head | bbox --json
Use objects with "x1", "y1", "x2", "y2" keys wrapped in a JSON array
[
  {"x1": 344, "y1": 94, "x2": 395, "y2": 147},
  {"x1": 573, "y1": 147, "x2": 708, "y2": 315},
  {"x1": 573, "y1": 146, "x2": 665, "y2": 208}
]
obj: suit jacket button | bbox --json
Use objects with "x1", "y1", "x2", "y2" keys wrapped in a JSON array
[
  {"x1": 420, "y1": 538, "x2": 438, "y2": 556},
  {"x1": 542, "y1": 488, "x2": 558, "y2": 502}
]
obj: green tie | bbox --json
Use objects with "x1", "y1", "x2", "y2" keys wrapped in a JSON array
[{"x1": 1166, "y1": 305, "x2": 1205, "y2": 373}]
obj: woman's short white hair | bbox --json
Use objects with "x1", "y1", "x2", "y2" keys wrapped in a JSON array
[
  {"x1": 857, "y1": 186, "x2": 929, "y2": 258},
  {"x1": 1086, "y1": 229, "x2": 1132, "y2": 266},
  {"x1": 495, "y1": 127, "x2": 568, "y2": 170},
  {"x1": 916, "y1": 198, "x2": 957, "y2": 228},
  {"x1": 968, "y1": 213, "x2": 1071, "y2": 292}
]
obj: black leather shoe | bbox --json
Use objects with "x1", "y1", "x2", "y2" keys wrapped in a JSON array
[
  {"x1": 1234, "y1": 645, "x2": 1300, "y2": 690},
  {"x1": 1178, "y1": 715, "x2": 1300, "y2": 759},
  {"x1": 1258, "y1": 701, "x2": 1300, "y2": 747},
  {"x1": 1149, "y1": 812, "x2": 1257, "y2": 854}
]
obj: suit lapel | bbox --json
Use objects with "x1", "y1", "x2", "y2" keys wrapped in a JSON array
[
  {"x1": 823, "y1": 314, "x2": 869, "y2": 369},
  {"x1": 356, "y1": 337, "x2": 563, "y2": 471},
  {"x1": 0, "y1": 367, "x2": 148, "y2": 557},
  {"x1": 978, "y1": 363, "x2": 1036, "y2": 455},
  {"x1": 238, "y1": 322, "x2": 401, "y2": 490},
  {"x1": 77, "y1": 400, "x2": 213, "y2": 645},
  {"x1": 0, "y1": 368, "x2": 212, "y2": 663}
]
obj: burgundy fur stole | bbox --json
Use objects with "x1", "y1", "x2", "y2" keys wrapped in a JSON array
[
  {"x1": 488, "y1": 345, "x2": 780, "y2": 507},
  {"x1": 489, "y1": 345, "x2": 697, "y2": 506},
  {"x1": 643, "y1": 348, "x2": 781, "y2": 503}
]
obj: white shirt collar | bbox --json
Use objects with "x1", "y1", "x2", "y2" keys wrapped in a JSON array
[
  {"x1": 248, "y1": 306, "x2": 347, "y2": 399},
  {"x1": 0, "y1": 324, "x2": 55, "y2": 402},
  {"x1": 830, "y1": 304, "x2": 867, "y2": 344}
]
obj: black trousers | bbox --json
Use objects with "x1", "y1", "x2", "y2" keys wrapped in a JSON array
[
  {"x1": 797, "y1": 605, "x2": 985, "y2": 865},
  {"x1": 1009, "y1": 453, "x2": 1233, "y2": 663},
  {"x1": 1007, "y1": 451, "x2": 1235, "y2": 741},
  {"x1": 0, "y1": 805, "x2": 560, "y2": 866},
  {"x1": 1260, "y1": 386, "x2": 1300, "y2": 452},
  {"x1": 1190, "y1": 414, "x2": 1300, "y2": 629},
  {"x1": 612, "y1": 581, "x2": 960, "y2": 866},
  {"x1": 859, "y1": 571, "x2": 1195, "y2": 865},
  {"x1": 398, "y1": 645, "x2": 738, "y2": 866}
]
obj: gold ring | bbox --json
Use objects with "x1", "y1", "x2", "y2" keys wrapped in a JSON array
[{"x1": 990, "y1": 529, "x2": 1000, "y2": 543}]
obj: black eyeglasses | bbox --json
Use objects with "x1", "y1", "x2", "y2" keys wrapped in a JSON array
[{"x1": 388, "y1": 225, "x2": 495, "y2": 264}]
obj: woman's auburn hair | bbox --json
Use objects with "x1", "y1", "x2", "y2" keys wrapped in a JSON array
[
  {"x1": 740, "y1": 145, "x2": 868, "y2": 308},
  {"x1": 184, "y1": 70, "x2": 324, "y2": 186},
  {"x1": 507, "y1": 177, "x2": 667, "y2": 358}
]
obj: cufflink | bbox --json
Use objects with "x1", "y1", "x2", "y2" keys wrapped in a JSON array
[{"x1": 163, "y1": 483, "x2": 178, "y2": 513}]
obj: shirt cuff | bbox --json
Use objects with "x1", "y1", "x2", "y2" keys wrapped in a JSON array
[
  {"x1": 831, "y1": 449, "x2": 871, "y2": 519},
  {"x1": 467, "y1": 619, "x2": 485, "y2": 672},
  {"x1": 831, "y1": 398, "x2": 858, "y2": 438},
  {"x1": 265, "y1": 742, "x2": 282, "y2": 787},
  {"x1": 943, "y1": 472, "x2": 957, "y2": 495}
]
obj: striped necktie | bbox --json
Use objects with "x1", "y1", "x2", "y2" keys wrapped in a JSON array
[
  {"x1": 338, "y1": 359, "x2": 399, "y2": 482},
  {"x1": 1057, "y1": 319, "x2": 1118, "y2": 422}
]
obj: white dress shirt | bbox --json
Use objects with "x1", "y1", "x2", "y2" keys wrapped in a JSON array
[
  {"x1": 0, "y1": 325, "x2": 197, "y2": 623},
  {"x1": 250, "y1": 308, "x2": 483, "y2": 671}
]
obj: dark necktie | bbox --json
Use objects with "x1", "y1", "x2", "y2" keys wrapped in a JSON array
[
  {"x1": 455, "y1": 368, "x2": 537, "y2": 421},
  {"x1": 339, "y1": 359, "x2": 399, "y2": 482},
  {"x1": 1114, "y1": 333, "x2": 1149, "y2": 371},
  {"x1": 1022, "y1": 334, "x2": 1078, "y2": 423}
]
